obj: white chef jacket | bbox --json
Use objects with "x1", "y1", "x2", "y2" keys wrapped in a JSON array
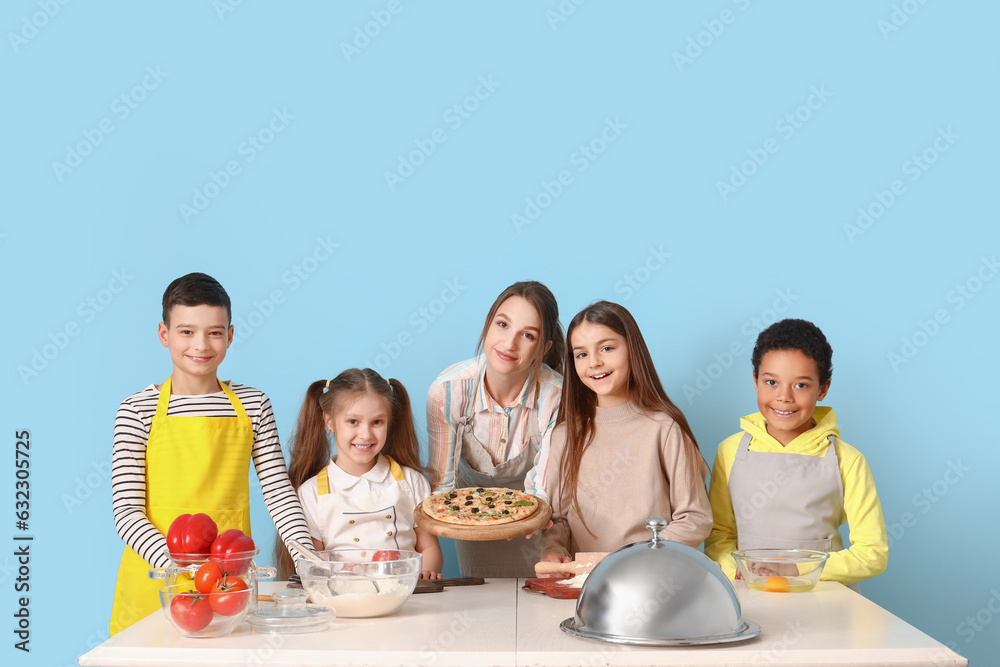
[{"x1": 298, "y1": 455, "x2": 430, "y2": 551}]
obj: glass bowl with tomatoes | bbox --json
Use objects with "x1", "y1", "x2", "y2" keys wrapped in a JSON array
[
  {"x1": 731, "y1": 549, "x2": 830, "y2": 593},
  {"x1": 160, "y1": 582, "x2": 252, "y2": 638},
  {"x1": 296, "y1": 549, "x2": 421, "y2": 618}
]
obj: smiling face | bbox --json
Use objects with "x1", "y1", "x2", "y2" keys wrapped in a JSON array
[
  {"x1": 482, "y1": 295, "x2": 545, "y2": 380},
  {"x1": 754, "y1": 348, "x2": 830, "y2": 446},
  {"x1": 158, "y1": 304, "x2": 233, "y2": 393},
  {"x1": 571, "y1": 321, "x2": 631, "y2": 407},
  {"x1": 325, "y1": 391, "x2": 390, "y2": 476}
]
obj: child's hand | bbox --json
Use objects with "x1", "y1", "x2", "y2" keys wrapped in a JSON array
[
  {"x1": 420, "y1": 570, "x2": 443, "y2": 580},
  {"x1": 536, "y1": 552, "x2": 572, "y2": 578},
  {"x1": 748, "y1": 561, "x2": 797, "y2": 578}
]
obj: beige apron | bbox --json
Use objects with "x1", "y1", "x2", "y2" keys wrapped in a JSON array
[
  {"x1": 109, "y1": 378, "x2": 253, "y2": 634},
  {"x1": 729, "y1": 431, "x2": 859, "y2": 591},
  {"x1": 453, "y1": 373, "x2": 542, "y2": 578}
]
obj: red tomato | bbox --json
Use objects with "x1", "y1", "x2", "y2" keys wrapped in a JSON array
[
  {"x1": 195, "y1": 561, "x2": 225, "y2": 594},
  {"x1": 210, "y1": 577, "x2": 250, "y2": 616},
  {"x1": 169, "y1": 593, "x2": 213, "y2": 632},
  {"x1": 372, "y1": 550, "x2": 400, "y2": 562},
  {"x1": 167, "y1": 514, "x2": 218, "y2": 564},
  {"x1": 209, "y1": 529, "x2": 255, "y2": 575}
]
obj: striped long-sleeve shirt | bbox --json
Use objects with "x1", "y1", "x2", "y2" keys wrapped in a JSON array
[
  {"x1": 111, "y1": 382, "x2": 312, "y2": 569},
  {"x1": 426, "y1": 357, "x2": 562, "y2": 500}
]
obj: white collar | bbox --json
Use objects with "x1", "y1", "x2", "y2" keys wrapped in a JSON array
[{"x1": 327, "y1": 454, "x2": 390, "y2": 489}]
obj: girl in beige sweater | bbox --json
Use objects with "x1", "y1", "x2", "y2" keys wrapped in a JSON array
[{"x1": 540, "y1": 301, "x2": 711, "y2": 566}]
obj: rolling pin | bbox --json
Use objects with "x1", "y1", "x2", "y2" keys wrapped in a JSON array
[{"x1": 534, "y1": 552, "x2": 606, "y2": 575}]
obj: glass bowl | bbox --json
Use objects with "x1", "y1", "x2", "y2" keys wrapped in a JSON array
[
  {"x1": 149, "y1": 548, "x2": 274, "y2": 611},
  {"x1": 246, "y1": 588, "x2": 336, "y2": 634},
  {"x1": 295, "y1": 549, "x2": 421, "y2": 618},
  {"x1": 732, "y1": 549, "x2": 830, "y2": 592},
  {"x1": 159, "y1": 583, "x2": 251, "y2": 638}
]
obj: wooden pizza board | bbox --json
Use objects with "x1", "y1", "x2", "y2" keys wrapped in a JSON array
[{"x1": 413, "y1": 496, "x2": 551, "y2": 541}]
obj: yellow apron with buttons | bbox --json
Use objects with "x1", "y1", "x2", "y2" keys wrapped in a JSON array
[
  {"x1": 109, "y1": 377, "x2": 253, "y2": 635},
  {"x1": 314, "y1": 455, "x2": 417, "y2": 551}
]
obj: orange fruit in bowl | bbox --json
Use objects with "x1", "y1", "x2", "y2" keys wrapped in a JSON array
[{"x1": 763, "y1": 576, "x2": 789, "y2": 592}]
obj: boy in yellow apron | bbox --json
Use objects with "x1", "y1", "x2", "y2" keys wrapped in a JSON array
[{"x1": 109, "y1": 273, "x2": 313, "y2": 634}]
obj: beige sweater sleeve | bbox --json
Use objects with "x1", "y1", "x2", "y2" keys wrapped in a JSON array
[{"x1": 657, "y1": 421, "x2": 712, "y2": 549}]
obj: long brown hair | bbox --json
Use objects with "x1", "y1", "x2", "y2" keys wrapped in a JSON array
[
  {"x1": 274, "y1": 368, "x2": 424, "y2": 578},
  {"x1": 475, "y1": 280, "x2": 565, "y2": 374},
  {"x1": 556, "y1": 301, "x2": 701, "y2": 531}
]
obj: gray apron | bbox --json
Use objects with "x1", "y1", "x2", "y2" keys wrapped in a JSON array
[
  {"x1": 452, "y1": 374, "x2": 542, "y2": 578},
  {"x1": 729, "y1": 431, "x2": 860, "y2": 591}
]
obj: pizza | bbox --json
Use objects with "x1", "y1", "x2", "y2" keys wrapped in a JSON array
[{"x1": 422, "y1": 487, "x2": 539, "y2": 526}]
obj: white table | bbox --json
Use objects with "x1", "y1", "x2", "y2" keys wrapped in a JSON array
[
  {"x1": 517, "y1": 581, "x2": 967, "y2": 666},
  {"x1": 79, "y1": 580, "x2": 966, "y2": 667}
]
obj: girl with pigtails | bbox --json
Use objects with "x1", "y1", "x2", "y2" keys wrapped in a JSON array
[{"x1": 275, "y1": 369, "x2": 443, "y2": 580}]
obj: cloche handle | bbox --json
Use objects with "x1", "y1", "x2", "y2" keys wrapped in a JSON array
[{"x1": 645, "y1": 516, "x2": 668, "y2": 547}]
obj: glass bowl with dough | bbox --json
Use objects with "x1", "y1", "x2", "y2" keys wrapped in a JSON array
[{"x1": 296, "y1": 549, "x2": 421, "y2": 618}]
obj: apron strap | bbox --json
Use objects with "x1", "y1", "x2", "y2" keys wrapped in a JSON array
[
  {"x1": 735, "y1": 431, "x2": 753, "y2": 458},
  {"x1": 823, "y1": 434, "x2": 837, "y2": 457},
  {"x1": 739, "y1": 431, "x2": 752, "y2": 450},
  {"x1": 386, "y1": 456, "x2": 406, "y2": 482},
  {"x1": 154, "y1": 377, "x2": 246, "y2": 419},
  {"x1": 218, "y1": 380, "x2": 249, "y2": 420},
  {"x1": 154, "y1": 377, "x2": 173, "y2": 418},
  {"x1": 317, "y1": 466, "x2": 330, "y2": 496}
]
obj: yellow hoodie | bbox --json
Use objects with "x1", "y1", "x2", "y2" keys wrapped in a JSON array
[{"x1": 706, "y1": 407, "x2": 888, "y2": 586}]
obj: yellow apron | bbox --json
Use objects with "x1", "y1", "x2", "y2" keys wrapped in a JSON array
[{"x1": 109, "y1": 377, "x2": 253, "y2": 635}]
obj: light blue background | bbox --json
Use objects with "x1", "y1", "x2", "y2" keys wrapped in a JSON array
[{"x1": 2, "y1": 2, "x2": 997, "y2": 665}]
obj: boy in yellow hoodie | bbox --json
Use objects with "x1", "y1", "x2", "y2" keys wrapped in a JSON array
[{"x1": 706, "y1": 319, "x2": 888, "y2": 587}]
